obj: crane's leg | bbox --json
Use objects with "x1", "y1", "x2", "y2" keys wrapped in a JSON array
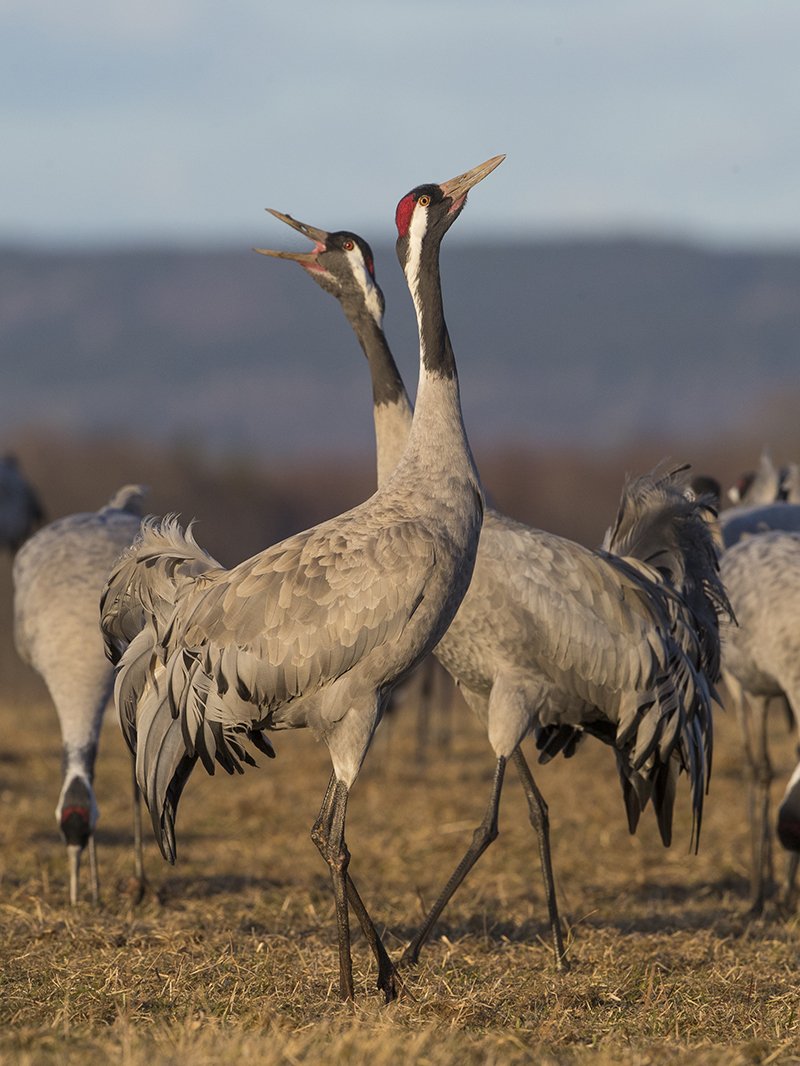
[
  {"x1": 415, "y1": 658, "x2": 435, "y2": 768},
  {"x1": 511, "y1": 747, "x2": 568, "y2": 972},
  {"x1": 311, "y1": 773, "x2": 398, "y2": 1002},
  {"x1": 130, "y1": 755, "x2": 147, "y2": 904},
  {"x1": 400, "y1": 756, "x2": 506, "y2": 968},
  {"x1": 67, "y1": 844, "x2": 81, "y2": 906},
  {"x1": 735, "y1": 690, "x2": 772, "y2": 914},
  {"x1": 785, "y1": 851, "x2": 800, "y2": 912},
  {"x1": 750, "y1": 698, "x2": 775, "y2": 914},
  {"x1": 88, "y1": 835, "x2": 99, "y2": 905}
]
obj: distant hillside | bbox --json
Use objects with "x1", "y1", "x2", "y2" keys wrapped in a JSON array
[{"x1": 2, "y1": 237, "x2": 800, "y2": 459}]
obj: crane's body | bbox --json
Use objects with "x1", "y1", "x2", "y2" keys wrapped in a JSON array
[
  {"x1": 720, "y1": 530, "x2": 800, "y2": 911},
  {"x1": 720, "y1": 501, "x2": 800, "y2": 548},
  {"x1": 101, "y1": 156, "x2": 503, "y2": 1002},
  {"x1": 257, "y1": 211, "x2": 730, "y2": 972},
  {"x1": 13, "y1": 485, "x2": 145, "y2": 903}
]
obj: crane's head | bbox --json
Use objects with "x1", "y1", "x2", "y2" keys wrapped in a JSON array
[
  {"x1": 56, "y1": 773, "x2": 99, "y2": 906},
  {"x1": 255, "y1": 211, "x2": 385, "y2": 327},
  {"x1": 395, "y1": 154, "x2": 505, "y2": 279}
]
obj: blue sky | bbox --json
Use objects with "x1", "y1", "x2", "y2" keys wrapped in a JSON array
[{"x1": 4, "y1": 1, "x2": 800, "y2": 248}]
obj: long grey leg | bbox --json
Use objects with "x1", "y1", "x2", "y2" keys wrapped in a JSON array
[
  {"x1": 131, "y1": 754, "x2": 146, "y2": 903},
  {"x1": 400, "y1": 756, "x2": 506, "y2": 968},
  {"x1": 750, "y1": 698, "x2": 774, "y2": 914},
  {"x1": 512, "y1": 747, "x2": 568, "y2": 972},
  {"x1": 88, "y1": 835, "x2": 99, "y2": 905},
  {"x1": 311, "y1": 773, "x2": 397, "y2": 1002},
  {"x1": 735, "y1": 691, "x2": 773, "y2": 914}
]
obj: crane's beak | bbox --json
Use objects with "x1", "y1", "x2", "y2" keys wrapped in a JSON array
[
  {"x1": 439, "y1": 154, "x2": 505, "y2": 212},
  {"x1": 253, "y1": 209, "x2": 330, "y2": 262}
]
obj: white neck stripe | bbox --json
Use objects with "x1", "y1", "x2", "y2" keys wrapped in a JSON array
[
  {"x1": 345, "y1": 249, "x2": 383, "y2": 325},
  {"x1": 404, "y1": 207, "x2": 428, "y2": 353}
]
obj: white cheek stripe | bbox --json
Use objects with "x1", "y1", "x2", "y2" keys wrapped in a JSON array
[
  {"x1": 405, "y1": 207, "x2": 428, "y2": 350},
  {"x1": 345, "y1": 249, "x2": 384, "y2": 325}
]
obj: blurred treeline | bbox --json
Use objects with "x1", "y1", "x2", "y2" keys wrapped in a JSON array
[{"x1": 2, "y1": 423, "x2": 798, "y2": 704}]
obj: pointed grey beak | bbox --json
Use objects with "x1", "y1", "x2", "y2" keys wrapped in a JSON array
[
  {"x1": 439, "y1": 154, "x2": 506, "y2": 208},
  {"x1": 254, "y1": 209, "x2": 331, "y2": 261}
]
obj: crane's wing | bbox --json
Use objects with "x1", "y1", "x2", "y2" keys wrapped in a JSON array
[
  {"x1": 165, "y1": 512, "x2": 437, "y2": 721},
  {"x1": 108, "y1": 512, "x2": 436, "y2": 860}
]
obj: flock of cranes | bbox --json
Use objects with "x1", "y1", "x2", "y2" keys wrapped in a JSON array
[{"x1": 2, "y1": 155, "x2": 800, "y2": 1003}]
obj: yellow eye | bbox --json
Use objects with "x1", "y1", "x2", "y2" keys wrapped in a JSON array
[
  {"x1": 418, "y1": 194, "x2": 431, "y2": 207},
  {"x1": 343, "y1": 239, "x2": 354, "y2": 251}
]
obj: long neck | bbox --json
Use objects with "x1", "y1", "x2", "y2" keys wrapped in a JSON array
[
  {"x1": 398, "y1": 230, "x2": 480, "y2": 490},
  {"x1": 341, "y1": 306, "x2": 413, "y2": 488},
  {"x1": 409, "y1": 240, "x2": 458, "y2": 380}
]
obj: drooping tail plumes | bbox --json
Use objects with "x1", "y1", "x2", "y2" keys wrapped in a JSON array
[
  {"x1": 603, "y1": 466, "x2": 732, "y2": 848},
  {"x1": 101, "y1": 518, "x2": 224, "y2": 859},
  {"x1": 539, "y1": 466, "x2": 732, "y2": 850},
  {"x1": 101, "y1": 516, "x2": 219, "y2": 666},
  {"x1": 603, "y1": 465, "x2": 732, "y2": 682}
]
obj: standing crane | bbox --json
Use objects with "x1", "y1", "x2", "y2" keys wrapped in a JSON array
[
  {"x1": 727, "y1": 450, "x2": 783, "y2": 506},
  {"x1": 719, "y1": 530, "x2": 800, "y2": 913},
  {"x1": 0, "y1": 454, "x2": 43, "y2": 552},
  {"x1": 254, "y1": 212, "x2": 731, "y2": 973},
  {"x1": 100, "y1": 155, "x2": 503, "y2": 1003},
  {"x1": 13, "y1": 485, "x2": 146, "y2": 904}
]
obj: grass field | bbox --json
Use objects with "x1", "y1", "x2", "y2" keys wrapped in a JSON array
[{"x1": 1, "y1": 672, "x2": 799, "y2": 1065}]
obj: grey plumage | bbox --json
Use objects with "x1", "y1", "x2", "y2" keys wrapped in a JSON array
[
  {"x1": 259, "y1": 212, "x2": 731, "y2": 972},
  {"x1": 720, "y1": 530, "x2": 800, "y2": 912},
  {"x1": 727, "y1": 449, "x2": 782, "y2": 507},
  {"x1": 0, "y1": 454, "x2": 43, "y2": 552},
  {"x1": 720, "y1": 501, "x2": 800, "y2": 548},
  {"x1": 101, "y1": 156, "x2": 503, "y2": 1002},
  {"x1": 13, "y1": 484, "x2": 146, "y2": 904}
]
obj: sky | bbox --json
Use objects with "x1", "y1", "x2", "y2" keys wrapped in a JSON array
[{"x1": 3, "y1": 1, "x2": 800, "y2": 249}]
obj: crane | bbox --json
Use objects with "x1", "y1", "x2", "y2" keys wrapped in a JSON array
[
  {"x1": 719, "y1": 530, "x2": 800, "y2": 913},
  {"x1": 100, "y1": 155, "x2": 503, "y2": 1002},
  {"x1": 720, "y1": 502, "x2": 800, "y2": 548},
  {"x1": 0, "y1": 454, "x2": 43, "y2": 552},
  {"x1": 727, "y1": 450, "x2": 783, "y2": 506},
  {"x1": 254, "y1": 212, "x2": 731, "y2": 973},
  {"x1": 13, "y1": 485, "x2": 146, "y2": 904}
]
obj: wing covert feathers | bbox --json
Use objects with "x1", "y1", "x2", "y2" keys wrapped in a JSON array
[{"x1": 101, "y1": 513, "x2": 434, "y2": 859}]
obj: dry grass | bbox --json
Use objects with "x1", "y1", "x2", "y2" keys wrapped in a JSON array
[
  {"x1": 2, "y1": 430, "x2": 800, "y2": 1063},
  {"x1": 1, "y1": 680, "x2": 799, "y2": 1065}
]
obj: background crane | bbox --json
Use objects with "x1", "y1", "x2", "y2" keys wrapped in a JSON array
[
  {"x1": 720, "y1": 530, "x2": 800, "y2": 913},
  {"x1": 13, "y1": 485, "x2": 146, "y2": 904}
]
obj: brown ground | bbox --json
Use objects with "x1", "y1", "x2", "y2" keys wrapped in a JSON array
[
  {"x1": 0, "y1": 674, "x2": 798, "y2": 1065},
  {"x1": 1, "y1": 432, "x2": 799, "y2": 1064}
]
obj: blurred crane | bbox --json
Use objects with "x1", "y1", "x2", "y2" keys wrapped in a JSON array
[
  {"x1": 720, "y1": 530, "x2": 800, "y2": 913},
  {"x1": 256, "y1": 212, "x2": 731, "y2": 973},
  {"x1": 0, "y1": 454, "x2": 43, "y2": 552},
  {"x1": 13, "y1": 485, "x2": 146, "y2": 904},
  {"x1": 727, "y1": 450, "x2": 783, "y2": 506},
  {"x1": 100, "y1": 156, "x2": 503, "y2": 1002},
  {"x1": 727, "y1": 449, "x2": 800, "y2": 509},
  {"x1": 720, "y1": 502, "x2": 800, "y2": 548}
]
